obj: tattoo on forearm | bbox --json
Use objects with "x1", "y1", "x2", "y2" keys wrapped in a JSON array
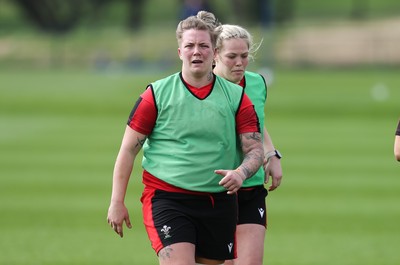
[
  {"x1": 239, "y1": 132, "x2": 264, "y2": 179},
  {"x1": 240, "y1": 165, "x2": 252, "y2": 178},
  {"x1": 242, "y1": 152, "x2": 264, "y2": 178}
]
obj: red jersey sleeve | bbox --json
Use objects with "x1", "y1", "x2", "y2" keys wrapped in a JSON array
[
  {"x1": 236, "y1": 93, "x2": 260, "y2": 134},
  {"x1": 127, "y1": 86, "x2": 157, "y2": 135}
]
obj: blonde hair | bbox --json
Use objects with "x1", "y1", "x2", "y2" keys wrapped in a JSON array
[
  {"x1": 215, "y1": 24, "x2": 262, "y2": 61},
  {"x1": 176, "y1": 11, "x2": 221, "y2": 47}
]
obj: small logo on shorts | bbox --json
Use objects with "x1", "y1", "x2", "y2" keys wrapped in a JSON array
[
  {"x1": 161, "y1": 225, "x2": 171, "y2": 239},
  {"x1": 258, "y1": 208, "x2": 265, "y2": 218},
  {"x1": 227, "y1": 243, "x2": 233, "y2": 253}
]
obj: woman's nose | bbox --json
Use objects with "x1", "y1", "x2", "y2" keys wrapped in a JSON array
[{"x1": 193, "y1": 46, "x2": 200, "y2": 55}]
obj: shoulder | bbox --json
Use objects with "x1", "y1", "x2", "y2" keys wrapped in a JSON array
[
  {"x1": 152, "y1": 72, "x2": 180, "y2": 86},
  {"x1": 245, "y1": 71, "x2": 266, "y2": 85},
  {"x1": 215, "y1": 75, "x2": 243, "y2": 91},
  {"x1": 151, "y1": 72, "x2": 182, "y2": 94}
]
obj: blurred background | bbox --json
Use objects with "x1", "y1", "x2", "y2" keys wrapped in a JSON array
[
  {"x1": 1, "y1": 1, "x2": 399, "y2": 265},
  {"x1": 1, "y1": 0, "x2": 400, "y2": 70}
]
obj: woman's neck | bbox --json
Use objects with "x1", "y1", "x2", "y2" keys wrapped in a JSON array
[{"x1": 182, "y1": 71, "x2": 214, "y2": 88}]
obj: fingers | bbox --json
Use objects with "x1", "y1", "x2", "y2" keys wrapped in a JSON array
[
  {"x1": 218, "y1": 171, "x2": 243, "y2": 194},
  {"x1": 264, "y1": 169, "x2": 270, "y2": 184},
  {"x1": 107, "y1": 218, "x2": 130, "y2": 238},
  {"x1": 125, "y1": 216, "x2": 132, "y2": 229},
  {"x1": 264, "y1": 160, "x2": 283, "y2": 191},
  {"x1": 268, "y1": 175, "x2": 282, "y2": 191},
  {"x1": 108, "y1": 219, "x2": 123, "y2": 237},
  {"x1": 214, "y1": 169, "x2": 228, "y2": 176},
  {"x1": 227, "y1": 186, "x2": 239, "y2": 194},
  {"x1": 219, "y1": 178, "x2": 235, "y2": 192},
  {"x1": 268, "y1": 184, "x2": 278, "y2": 191},
  {"x1": 222, "y1": 181, "x2": 238, "y2": 194},
  {"x1": 263, "y1": 161, "x2": 270, "y2": 183},
  {"x1": 116, "y1": 224, "x2": 124, "y2": 238}
]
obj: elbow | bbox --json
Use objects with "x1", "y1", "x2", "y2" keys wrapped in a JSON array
[
  {"x1": 395, "y1": 137, "x2": 400, "y2": 161},
  {"x1": 395, "y1": 148, "x2": 400, "y2": 162}
]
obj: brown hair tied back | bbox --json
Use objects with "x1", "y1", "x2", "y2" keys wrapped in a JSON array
[{"x1": 176, "y1": 10, "x2": 221, "y2": 48}]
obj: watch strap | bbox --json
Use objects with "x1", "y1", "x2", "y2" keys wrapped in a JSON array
[{"x1": 265, "y1": 149, "x2": 282, "y2": 161}]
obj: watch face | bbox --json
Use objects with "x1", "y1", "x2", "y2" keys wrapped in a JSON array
[{"x1": 275, "y1": 150, "x2": 282, "y2": 159}]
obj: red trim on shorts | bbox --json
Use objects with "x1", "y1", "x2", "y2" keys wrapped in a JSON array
[
  {"x1": 141, "y1": 188, "x2": 164, "y2": 253},
  {"x1": 239, "y1": 187, "x2": 256, "y2": 191}
]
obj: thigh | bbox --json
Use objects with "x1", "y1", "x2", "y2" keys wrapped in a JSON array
[
  {"x1": 235, "y1": 223, "x2": 265, "y2": 265},
  {"x1": 158, "y1": 242, "x2": 196, "y2": 265}
]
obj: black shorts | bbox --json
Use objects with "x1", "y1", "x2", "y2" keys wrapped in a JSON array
[
  {"x1": 237, "y1": 185, "x2": 268, "y2": 226},
  {"x1": 141, "y1": 188, "x2": 238, "y2": 260}
]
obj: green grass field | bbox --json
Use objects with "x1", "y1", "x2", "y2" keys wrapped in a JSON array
[{"x1": 0, "y1": 68, "x2": 399, "y2": 265}]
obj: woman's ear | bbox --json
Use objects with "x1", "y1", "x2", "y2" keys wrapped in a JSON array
[
  {"x1": 177, "y1": 48, "x2": 182, "y2": 60},
  {"x1": 213, "y1": 49, "x2": 218, "y2": 62}
]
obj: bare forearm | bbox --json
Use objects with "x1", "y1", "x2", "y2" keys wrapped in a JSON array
[
  {"x1": 395, "y1": 136, "x2": 400, "y2": 161},
  {"x1": 111, "y1": 126, "x2": 146, "y2": 203},
  {"x1": 111, "y1": 149, "x2": 135, "y2": 203},
  {"x1": 263, "y1": 127, "x2": 275, "y2": 153}
]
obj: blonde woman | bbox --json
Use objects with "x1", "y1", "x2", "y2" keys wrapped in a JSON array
[{"x1": 213, "y1": 24, "x2": 283, "y2": 265}]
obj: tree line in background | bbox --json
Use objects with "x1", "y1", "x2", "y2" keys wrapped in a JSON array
[
  {"x1": 9, "y1": 0, "x2": 315, "y2": 33},
  {"x1": 12, "y1": 0, "x2": 370, "y2": 33},
  {"x1": 14, "y1": 0, "x2": 145, "y2": 32}
]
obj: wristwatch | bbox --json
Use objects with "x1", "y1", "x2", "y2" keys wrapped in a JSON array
[{"x1": 265, "y1": 149, "x2": 282, "y2": 161}]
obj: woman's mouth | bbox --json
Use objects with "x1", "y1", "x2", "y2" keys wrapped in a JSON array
[{"x1": 192, "y1": 60, "x2": 203, "y2": 64}]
